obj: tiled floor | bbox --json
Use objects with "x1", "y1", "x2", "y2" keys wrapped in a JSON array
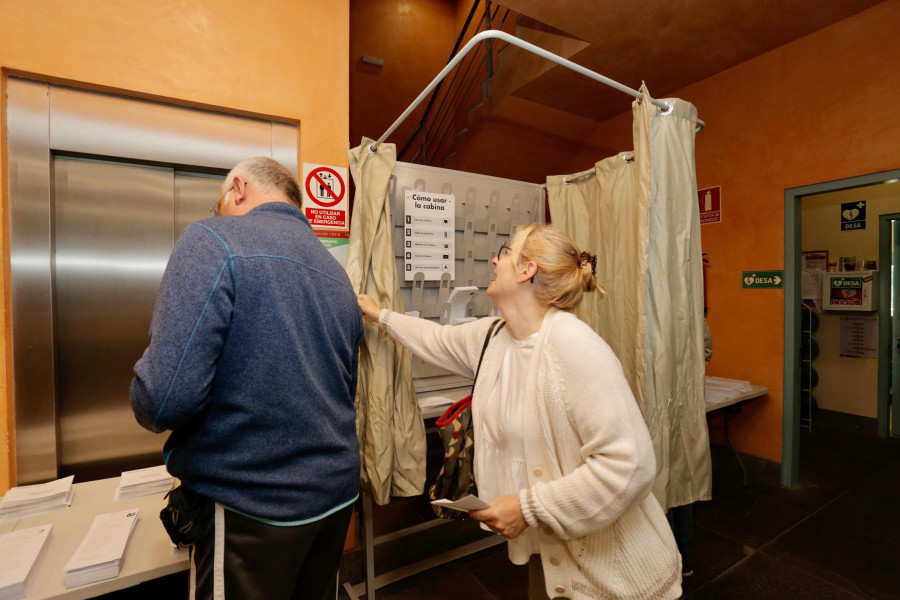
[
  {"x1": 345, "y1": 410, "x2": 900, "y2": 600},
  {"x1": 101, "y1": 410, "x2": 900, "y2": 599}
]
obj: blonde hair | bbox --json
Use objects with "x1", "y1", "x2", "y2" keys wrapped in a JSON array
[{"x1": 509, "y1": 223, "x2": 605, "y2": 311}]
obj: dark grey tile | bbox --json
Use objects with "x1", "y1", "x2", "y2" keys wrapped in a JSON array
[
  {"x1": 681, "y1": 523, "x2": 750, "y2": 596},
  {"x1": 800, "y1": 420, "x2": 898, "y2": 468},
  {"x1": 370, "y1": 566, "x2": 499, "y2": 600},
  {"x1": 761, "y1": 473, "x2": 852, "y2": 515},
  {"x1": 693, "y1": 490, "x2": 808, "y2": 549},
  {"x1": 817, "y1": 467, "x2": 900, "y2": 544},
  {"x1": 466, "y1": 546, "x2": 529, "y2": 600},
  {"x1": 758, "y1": 426, "x2": 898, "y2": 515},
  {"x1": 687, "y1": 552, "x2": 864, "y2": 600},
  {"x1": 765, "y1": 514, "x2": 900, "y2": 599}
]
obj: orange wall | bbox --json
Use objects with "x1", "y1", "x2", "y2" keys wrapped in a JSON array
[
  {"x1": 573, "y1": 1, "x2": 900, "y2": 462},
  {"x1": 349, "y1": 0, "x2": 459, "y2": 152},
  {"x1": 0, "y1": 0, "x2": 350, "y2": 493}
]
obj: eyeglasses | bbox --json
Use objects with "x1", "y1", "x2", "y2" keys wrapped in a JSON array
[{"x1": 210, "y1": 184, "x2": 234, "y2": 217}]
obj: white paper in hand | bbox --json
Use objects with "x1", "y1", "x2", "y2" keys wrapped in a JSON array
[{"x1": 430, "y1": 495, "x2": 490, "y2": 512}]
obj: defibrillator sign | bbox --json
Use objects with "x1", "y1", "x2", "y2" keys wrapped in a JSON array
[{"x1": 303, "y1": 163, "x2": 348, "y2": 229}]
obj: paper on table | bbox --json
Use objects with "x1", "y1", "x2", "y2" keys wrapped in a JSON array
[
  {"x1": 0, "y1": 490, "x2": 74, "y2": 523},
  {"x1": 118, "y1": 465, "x2": 171, "y2": 487},
  {"x1": 0, "y1": 524, "x2": 52, "y2": 597},
  {"x1": 431, "y1": 495, "x2": 490, "y2": 512},
  {"x1": 0, "y1": 475, "x2": 74, "y2": 505},
  {"x1": 65, "y1": 508, "x2": 139, "y2": 573}
]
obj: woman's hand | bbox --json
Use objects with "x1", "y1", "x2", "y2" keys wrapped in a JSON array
[
  {"x1": 357, "y1": 294, "x2": 382, "y2": 323},
  {"x1": 468, "y1": 494, "x2": 528, "y2": 539}
]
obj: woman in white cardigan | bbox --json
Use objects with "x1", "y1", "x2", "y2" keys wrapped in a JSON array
[{"x1": 358, "y1": 224, "x2": 681, "y2": 600}]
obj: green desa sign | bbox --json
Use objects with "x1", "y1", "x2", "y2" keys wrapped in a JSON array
[{"x1": 742, "y1": 270, "x2": 784, "y2": 289}]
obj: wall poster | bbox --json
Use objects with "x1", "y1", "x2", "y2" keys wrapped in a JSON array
[
  {"x1": 839, "y1": 315, "x2": 877, "y2": 358},
  {"x1": 404, "y1": 190, "x2": 455, "y2": 281}
]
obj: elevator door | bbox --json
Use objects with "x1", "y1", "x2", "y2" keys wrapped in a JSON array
[{"x1": 53, "y1": 156, "x2": 224, "y2": 478}]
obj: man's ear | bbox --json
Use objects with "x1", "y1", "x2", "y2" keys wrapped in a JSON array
[{"x1": 231, "y1": 176, "x2": 249, "y2": 205}]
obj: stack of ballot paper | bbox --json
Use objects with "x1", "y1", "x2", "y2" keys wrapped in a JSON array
[
  {"x1": 114, "y1": 465, "x2": 174, "y2": 501},
  {"x1": 0, "y1": 475, "x2": 74, "y2": 521},
  {"x1": 0, "y1": 524, "x2": 52, "y2": 600},
  {"x1": 64, "y1": 509, "x2": 139, "y2": 588},
  {"x1": 705, "y1": 376, "x2": 753, "y2": 402}
]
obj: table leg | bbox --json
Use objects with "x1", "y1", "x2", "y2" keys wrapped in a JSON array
[{"x1": 723, "y1": 409, "x2": 748, "y2": 489}]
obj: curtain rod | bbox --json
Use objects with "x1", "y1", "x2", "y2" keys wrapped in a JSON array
[
  {"x1": 562, "y1": 154, "x2": 635, "y2": 185},
  {"x1": 370, "y1": 29, "x2": 704, "y2": 152}
]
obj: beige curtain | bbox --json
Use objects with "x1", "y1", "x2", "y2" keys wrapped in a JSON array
[
  {"x1": 346, "y1": 138, "x2": 426, "y2": 505},
  {"x1": 546, "y1": 147, "x2": 649, "y2": 413},
  {"x1": 643, "y1": 93, "x2": 711, "y2": 508},
  {"x1": 547, "y1": 87, "x2": 651, "y2": 413},
  {"x1": 547, "y1": 85, "x2": 711, "y2": 510}
]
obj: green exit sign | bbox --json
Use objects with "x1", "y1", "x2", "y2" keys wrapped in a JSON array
[{"x1": 742, "y1": 270, "x2": 784, "y2": 289}]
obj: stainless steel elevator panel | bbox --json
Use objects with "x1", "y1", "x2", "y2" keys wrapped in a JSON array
[
  {"x1": 49, "y1": 87, "x2": 275, "y2": 172},
  {"x1": 7, "y1": 79, "x2": 58, "y2": 483},
  {"x1": 175, "y1": 172, "x2": 226, "y2": 237},
  {"x1": 53, "y1": 157, "x2": 174, "y2": 470},
  {"x1": 8, "y1": 77, "x2": 298, "y2": 483}
]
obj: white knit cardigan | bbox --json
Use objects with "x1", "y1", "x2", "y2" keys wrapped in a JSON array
[{"x1": 381, "y1": 308, "x2": 682, "y2": 600}]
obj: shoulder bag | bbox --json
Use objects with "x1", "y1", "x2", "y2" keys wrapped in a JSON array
[{"x1": 428, "y1": 318, "x2": 505, "y2": 519}]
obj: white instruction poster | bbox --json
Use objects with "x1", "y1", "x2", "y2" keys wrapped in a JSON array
[
  {"x1": 839, "y1": 315, "x2": 877, "y2": 358},
  {"x1": 404, "y1": 190, "x2": 455, "y2": 281}
]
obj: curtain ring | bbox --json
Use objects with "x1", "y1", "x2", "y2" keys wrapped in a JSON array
[
  {"x1": 659, "y1": 101, "x2": 674, "y2": 116},
  {"x1": 623, "y1": 153, "x2": 634, "y2": 164},
  {"x1": 563, "y1": 176, "x2": 570, "y2": 185},
  {"x1": 368, "y1": 144, "x2": 378, "y2": 154}
]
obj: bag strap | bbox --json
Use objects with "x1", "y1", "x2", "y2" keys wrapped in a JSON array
[
  {"x1": 435, "y1": 319, "x2": 506, "y2": 428},
  {"x1": 472, "y1": 318, "x2": 506, "y2": 389}
]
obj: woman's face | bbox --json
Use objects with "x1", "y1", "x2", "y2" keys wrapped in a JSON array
[{"x1": 486, "y1": 241, "x2": 519, "y2": 303}]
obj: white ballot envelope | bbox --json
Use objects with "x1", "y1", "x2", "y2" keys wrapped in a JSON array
[{"x1": 430, "y1": 495, "x2": 491, "y2": 512}]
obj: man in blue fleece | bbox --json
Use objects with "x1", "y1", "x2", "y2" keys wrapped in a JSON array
[{"x1": 131, "y1": 157, "x2": 363, "y2": 599}]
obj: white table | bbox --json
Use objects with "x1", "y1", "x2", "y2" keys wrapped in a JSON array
[
  {"x1": 706, "y1": 385, "x2": 769, "y2": 488},
  {"x1": 1, "y1": 477, "x2": 188, "y2": 599}
]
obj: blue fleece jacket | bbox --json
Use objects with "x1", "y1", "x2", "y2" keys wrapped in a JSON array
[{"x1": 131, "y1": 202, "x2": 362, "y2": 523}]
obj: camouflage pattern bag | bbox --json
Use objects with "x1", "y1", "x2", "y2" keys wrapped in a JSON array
[
  {"x1": 430, "y1": 394, "x2": 477, "y2": 518},
  {"x1": 429, "y1": 319, "x2": 505, "y2": 519}
]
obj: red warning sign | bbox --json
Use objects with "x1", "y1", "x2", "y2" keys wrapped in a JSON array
[
  {"x1": 303, "y1": 164, "x2": 348, "y2": 229},
  {"x1": 698, "y1": 186, "x2": 721, "y2": 224},
  {"x1": 305, "y1": 167, "x2": 345, "y2": 208}
]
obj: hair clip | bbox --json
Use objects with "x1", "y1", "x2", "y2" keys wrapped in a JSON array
[{"x1": 579, "y1": 251, "x2": 597, "y2": 275}]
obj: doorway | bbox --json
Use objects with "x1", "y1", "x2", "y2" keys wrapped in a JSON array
[{"x1": 783, "y1": 170, "x2": 900, "y2": 488}]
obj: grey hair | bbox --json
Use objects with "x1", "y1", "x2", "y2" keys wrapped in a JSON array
[{"x1": 231, "y1": 157, "x2": 303, "y2": 208}]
